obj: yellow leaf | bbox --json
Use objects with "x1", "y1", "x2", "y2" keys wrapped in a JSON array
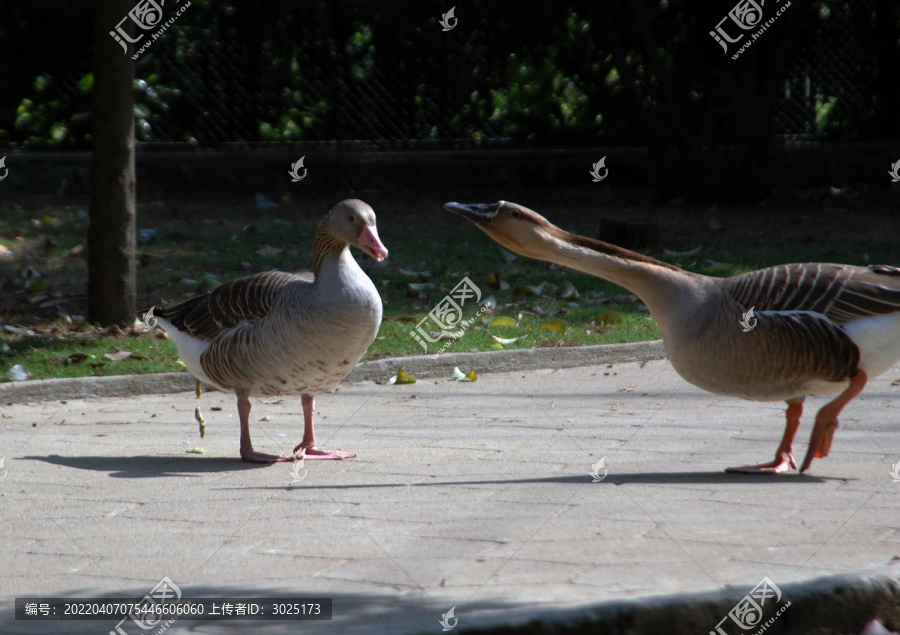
[
  {"x1": 488, "y1": 316, "x2": 517, "y2": 328},
  {"x1": 390, "y1": 367, "x2": 417, "y2": 384},
  {"x1": 395, "y1": 315, "x2": 420, "y2": 324},
  {"x1": 194, "y1": 405, "x2": 206, "y2": 439},
  {"x1": 541, "y1": 319, "x2": 567, "y2": 333},
  {"x1": 597, "y1": 310, "x2": 623, "y2": 324},
  {"x1": 452, "y1": 367, "x2": 478, "y2": 382},
  {"x1": 490, "y1": 342, "x2": 504, "y2": 350},
  {"x1": 185, "y1": 447, "x2": 207, "y2": 454}
]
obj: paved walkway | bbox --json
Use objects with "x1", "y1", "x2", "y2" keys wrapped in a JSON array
[{"x1": 1, "y1": 359, "x2": 898, "y2": 634}]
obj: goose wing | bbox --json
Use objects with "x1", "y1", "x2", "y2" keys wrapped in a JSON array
[
  {"x1": 725, "y1": 263, "x2": 900, "y2": 325},
  {"x1": 156, "y1": 271, "x2": 311, "y2": 342}
]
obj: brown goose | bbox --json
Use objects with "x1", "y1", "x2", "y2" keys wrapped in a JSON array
[
  {"x1": 445, "y1": 201, "x2": 900, "y2": 474},
  {"x1": 146, "y1": 199, "x2": 388, "y2": 463}
]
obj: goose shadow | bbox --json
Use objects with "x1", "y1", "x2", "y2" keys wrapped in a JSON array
[
  {"x1": 20, "y1": 454, "x2": 271, "y2": 478},
  {"x1": 19, "y1": 455, "x2": 838, "y2": 484}
]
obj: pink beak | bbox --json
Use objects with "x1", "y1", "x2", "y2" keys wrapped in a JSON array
[{"x1": 357, "y1": 225, "x2": 388, "y2": 261}]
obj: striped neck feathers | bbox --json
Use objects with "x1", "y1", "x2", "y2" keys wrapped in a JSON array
[{"x1": 311, "y1": 217, "x2": 351, "y2": 275}]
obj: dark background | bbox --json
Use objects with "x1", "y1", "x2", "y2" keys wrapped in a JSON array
[{"x1": 1, "y1": 0, "x2": 898, "y2": 201}]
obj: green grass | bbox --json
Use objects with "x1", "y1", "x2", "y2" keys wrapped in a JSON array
[{"x1": 2, "y1": 193, "x2": 898, "y2": 382}]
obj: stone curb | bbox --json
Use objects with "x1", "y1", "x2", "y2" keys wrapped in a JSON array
[
  {"x1": 0, "y1": 340, "x2": 667, "y2": 403},
  {"x1": 466, "y1": 569, "x2": 900, "y2": 635}
]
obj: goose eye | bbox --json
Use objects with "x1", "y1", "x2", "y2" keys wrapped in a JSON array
[
  {"x1": 349, "y1": 214, "x2": 356, "y2": 223},
  {"x1": 511, "y1": 210, "x2": 521, "y2": 218}
]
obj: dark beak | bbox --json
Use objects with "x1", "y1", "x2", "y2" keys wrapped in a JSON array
[{"x1": 443, "y1": 202, "x2": 501, "y2": 227}]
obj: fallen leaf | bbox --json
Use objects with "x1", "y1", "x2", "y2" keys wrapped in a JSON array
[
  {"x1": 489, "y1": 333, "x2": 529, "y2": 345},
  {"x1": 407, "y1": 282, "x2": 436, "y2": 292},
  {"x1": 891, "y1": 378, "x2": 900, "y2": 386},
  {"x1": 259, "y1": 415, "x2": 271, "y2": 422},
  {"x1": 390, "y1": 367, "x2": 417, "y2": 384},
  {"x1": 185, "y1": 447, "x2": 207, "y2": 454},
  {"x1": 597, "y1": 310, "x2": 623, "y2": 324},
  {"x1": 51, "y1": 353, "x2": 89, "y2": 365},
  {"x1": 395, "y1": 316, "x2": 421, "y2": 324},
  {"x1": 558, "y1": 281, "x2": 579, "y2": 299},
  {"x1": 194, "y1": 406, "x2": 206, "y2": 439},
  {"x1": 452, "y1": 367, "x2": 478, "y2": 382},
  {"x1": 618, "y1": 385, "x2": 637, "y2": 392},
  {"x1": 487, "y1": 316, "x2": 517, "y2": 328},
  {"x1": 541, "y1": 319, "x2": 567, "y2": 333},
  {"x1": 255, "y1": 245, "x2": 283, "y2": 257},
  {"x1": 499, "y1": 248, "x2": 518, "y2": 263},
  {"x1": 514, "y1": 283, "x2": 546, "y2": 296},
  {"x1": 104, "y1": 350, "x2": 146, "y2": 361}
]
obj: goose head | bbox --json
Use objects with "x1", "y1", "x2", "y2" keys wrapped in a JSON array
[
  {"x1": 326, "y1": 199, "x2": 389, "y2": 261},
  {"x1": 443, "y1": 201, "x2": 554, "y2": 260}
]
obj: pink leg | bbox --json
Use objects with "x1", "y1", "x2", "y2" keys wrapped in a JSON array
[
  {"x1": 238, "y1": 396, "x2": 291, "y2": 463},
  {"x1": 727, "y1": 399, "x2": 804, "y2": 474},
  {"x1": 800, "y1": 370, "x2": 867, "y2": 473},
  {"x1": 293, "y1": 395, "x2": 356, "y2": 460}
]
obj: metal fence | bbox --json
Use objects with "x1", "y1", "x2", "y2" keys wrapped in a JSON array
[{"x1": 0, "y1": 0, "x2": 895, "y2": 151}]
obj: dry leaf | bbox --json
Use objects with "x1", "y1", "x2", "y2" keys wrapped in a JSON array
[
  {"x1": 541, "y1": 319, "x2": 567, "y2": 333},
  {"x1": 489, "y1": 333, "x2": 529, "y2": 345},
  {"x1": 597, "y1": 310, "x2": 623, "y2": 324},
  {"x1": 104, "y1": 350, "x2": 145, "y2": 361},
  {"x1": 618, "y1": 385, "x2": 637, "y2": 392},
  {"x1": 194, "y1": 406, "x2": 206, "y2": 439},
  {"x1": 487, "y1": 316, "x2": 517, "y2": 328},
  {"x1": 390, "y1": 367, "x2": 417, "y2": 384},
  {"x1": 891, "y1": 378, "x2": 900, "y2": 386},
  {"x1": 452, "y1": 367, "x2": 478, "y2": 382},
  {"x1": 514, "y1": 283, "x2": 546, "y2": 296},
  {"x1": 185, "y1": 447, "x2": 207, "y2": 454},
  {"x1": 558, "y1": 281, "x2": 579, "y2": 299}
]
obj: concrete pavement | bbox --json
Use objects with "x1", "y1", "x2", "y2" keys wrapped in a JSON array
[{"x1": 1, "y1": 355, "x2": 899, "y2": 634}]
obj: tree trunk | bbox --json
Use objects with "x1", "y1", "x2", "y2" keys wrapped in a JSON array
[{"x1": 89, "y1": 0, "x2": 136, "y2": 326}]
